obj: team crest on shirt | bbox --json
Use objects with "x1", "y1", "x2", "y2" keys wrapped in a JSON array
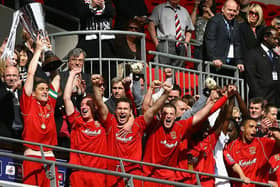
[
  {"x1": 46, "y1": 104, "x2": 51, "y2": 110},
  {"x1": 94, "y1": 121, "x2": 101, "y2": 128},
  {"x1": 249, "y1": 146, "x2": 256, "y2": 155},
  {"x1": 170, "y1": 131, "x2": 177, "y2": 139}
]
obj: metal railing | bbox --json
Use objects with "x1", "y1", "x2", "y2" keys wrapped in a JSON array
[
  {"x1": 157, "y1": 37, "x2": 202, "y2": 58},
  {"x1": 148, "y1": 50, "x2": 245, "y2": 97},
  {"x1": 49, "y1": 30, "x2": 245, "y2": 98},
  {"x1": 0, "y1": 136, "x2": 273, "y2": 187}
]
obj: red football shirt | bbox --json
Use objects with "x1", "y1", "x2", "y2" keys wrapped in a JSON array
[
  {"x1": 20, "y1": 86, "x2": 58, "y2": 151},
  {"x1": 67, "y1": 110, "x2": 107, "y2": 169},
  {"x1": 102, "y1": 113, "x2": 148, "y2": 171},
  {"x1": 269, "y1": 153, "x2": 280, "y2": 183},
  {"x1": 224, "y1": 137, "x2": 279, "y2": 186},
  {"x1": 190, "y1": 132, "x2": 218, "y2": 186},
  {"x1": 143, "y1": 117, "x2": 193, "y2": 180}
]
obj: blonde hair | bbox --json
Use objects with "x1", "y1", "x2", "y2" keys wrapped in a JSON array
[
  {"x1": 247, "y1": 3, "x2": 264, "y2": 27},
  {"x1": 0, "y1": 57, "x2": 7, "y2": 78}
]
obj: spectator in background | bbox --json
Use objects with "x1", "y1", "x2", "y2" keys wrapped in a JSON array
[
  {"x1": 74, "y1": 0, "x2": 116, "y2": 93},
  {"x1": 244, "y1": 26, "x2": 280, "y2": 107},
  {"x1": 271, "y1": 15, "x2": 280, "y2": 56},
  {"x1": 113, "y1": 19, "x2": 142, "y2": 77},
  {"x1": 15, "y1": 45, "x2": 32, "y2": 84},
  {"x1": 112, "y1": 0, "x2": 148, "y2": 30},
  {"x1": 239, "y1": 3, "x2": 265, "y2": 58},
  {"x1": 203, "y1": 0, "x2": 244, "y2": 75},
  {"x1": 63, "y1": 68, "x2": 107, "y2": 187},
  {"x1": 20, "y1": 36, "x2": 60, "y2": 187},
  {"x1": 55, "y1": 48, "x2": 92, "y2": 147},
  {"x1": 248, "y1": 97, "x2": 264, "y2": 123},
  {"x1": 236, "y1": 0, "x2": 251, "y2": 22},
  {"x1": 0, "y1": 66, "x2": 23, "y2": 138},
  {"x1": 191, "y1": 0, "x2": 216, "y2": 59},
  {"x1": 148, "y1": 0, "x2": 195, "y2": 67}
]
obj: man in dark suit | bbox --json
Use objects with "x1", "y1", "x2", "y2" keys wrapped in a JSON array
[
  {"x1": 245, "y1": 26, "x2": 280, "y2": 107},
  {"x1": 0, "y1": 66, "x2": 23, "y2": 138},
  {"x1": 203, "y1": 0, "x2": 244, "y2": 75},
  {"x1": 55, "y1": 48, "x2": 92, "y2": 147}
]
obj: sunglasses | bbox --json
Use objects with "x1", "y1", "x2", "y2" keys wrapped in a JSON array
[{"x1": 249, "y1": 11, "x2": 259, "y2": 17}]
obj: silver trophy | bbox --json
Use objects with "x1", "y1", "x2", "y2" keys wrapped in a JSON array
[{"x1": 19, "y1": 2, "x2": 62, "y2": 71}]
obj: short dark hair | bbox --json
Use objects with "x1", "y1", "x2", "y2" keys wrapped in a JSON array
[
  {"x1": 33, "y1": 77, "x2": 49, "y2": 91},
  {"x1": 115, "y1": 97, "x2": 132, "y2": 109},
  {"x1": 259, "y1": 26, "x2": 277, "y2": 43},
  {"x1": 172, "y1": 84, "x2": 182, "y2": 96},
  {"x1": 161, "y1": 103, "x2": 177, "y2": 114},
  {"x1": 240, "y1": 118, "x2": 256, "y2": 127},
  {"x1": 249, "y1": 97, "x2": 265, "y2": 109},
  {"x1": 182, "y1": 94, "x2": 195, "y2": 107},
  {"x1": 264, "y1": 103, "x2": 278, "y2": 114}
]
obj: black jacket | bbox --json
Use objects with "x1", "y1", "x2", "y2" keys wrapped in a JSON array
[{"x1": 203, "y1": 13, "x2": 242, "y2": 65}]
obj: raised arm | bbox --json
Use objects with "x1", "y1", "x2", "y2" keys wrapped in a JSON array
[
  {"x1": 142, "y1": 80, "x2": 161, "y2": 114},
  {"x1": 144, "y1": 82, "x2": 172, "y2": 124},
  {"x1": 192, "y1": 90, "x2": 219, "y2": 126},
  {"x1": 92, "y1": 74, "x2": 109, "y2": 121},
  {"x1": 63, "y1": 68, "x2": 82, "y2": 116},
  {"x1": 24, "y1": 35, "x2": 44, "y2": 96}
]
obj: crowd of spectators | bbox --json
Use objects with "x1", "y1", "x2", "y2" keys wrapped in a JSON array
[{"x1": 1, "y1": 0, "x2": 280, "y2": 186}]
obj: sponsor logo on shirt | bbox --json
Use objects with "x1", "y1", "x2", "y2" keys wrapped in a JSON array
[
  {"x1": 160, "y1": 140, "x2": 178, "y2": 148},
  {"x1": 239, "y1": 158, "x2": 257, "y2": 167},
  {"x1": 116, "y1": 134, "x2": 133, "y2": 143},
  {"x1": 82, "y1": 128, "x2": 101, "y2": 136}
]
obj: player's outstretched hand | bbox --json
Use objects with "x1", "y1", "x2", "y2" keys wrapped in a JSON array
[
  {"x1": 162, "y1": 82, "x2": 173, "y2": 93},
  {"x1": 151, "y1": 80, "x2": 162, "y2": 90}
]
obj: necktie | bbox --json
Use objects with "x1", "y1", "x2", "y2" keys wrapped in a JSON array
[
  {"x1": 175, "y1": 11, "x2": 183, "y2": 48},
  {"x1": 268, "y1": 50, "x2": 274, "y2": 62}
]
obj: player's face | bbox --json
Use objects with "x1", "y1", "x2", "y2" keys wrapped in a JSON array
[
  {"x1": 34, "y1": 83, "x2": 49, "y2": 103},
  {"x1": 112, "y1": 82, "x2": 125, "y2": 99},
  {"x1": 115, "y1": 102, "x2": 131, "y2": 126},
  {"x1": 4, "y1": 66, "x2": 19, "y2": 89},
  {"x1": 249, "y1": 103, "x2": 263, "y2": 120},
  {"x1": 80, "y1": 97, "x2": 94, "y2": 121},
  {"x1": 168, "y1": 90, "x2": 180, "y2": 102},
  {"x1": 222, "y1": 1, "x2": 238, "y2": 21},
  {"x1": 161, "y1": 107, "x2": 176, "y2": 129},
  {"x1": 266, "y1": 107, "x2": 278, "y2": 121},
  {"x1": 242, "y1": 120, "x2": 257, "y2": 143},
  {"x1": 175, "y1": 100, "x2": 189, "y2": 118}
]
